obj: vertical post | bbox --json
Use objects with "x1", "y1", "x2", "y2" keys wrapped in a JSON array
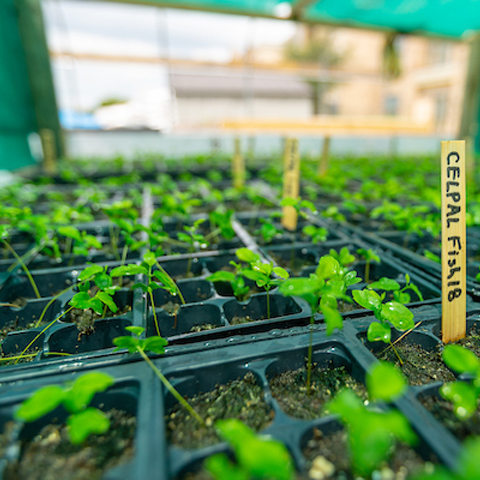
[
  {"x1": 15, "y1": 0, "x2": 64, "y2": 162},
  {"x1": 40, "y1": 128, "x2": 57, "y2": 175},
  {"x1": 441, "y1": 140, "x2": 466, "y2": 343},
  {"x1": 232, "y1": 137, "x2": 245, "y2": 190},
  {"x1": 318, "y1": 135, "x2": 330, "y2": 176},
  {"x1": 282, "y1": 138, "x2": 301, "y2": 231}
]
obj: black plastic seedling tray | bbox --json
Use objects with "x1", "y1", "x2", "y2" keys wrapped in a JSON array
[{"x1": 2, "y1": 309, "x2": 479, "y2": 478}]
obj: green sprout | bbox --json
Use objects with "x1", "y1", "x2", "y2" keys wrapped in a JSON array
[
  {"x1": 440, "y1": 344, "x2": 480, "y2": 419},
  {"x1": 327, "y1": 361, "x2": 417, "y2": 478},
  {"x1": 255, "y1": 219, "x2": 283, "y2": 244},
  {"x1": 280, "y1": 255, "x2": 361, "y2": 395},
  {"x1": 356, "y1": 248, "x2": 380, "y2": 284},
  {"x1": 242, "y1": 258, "x2": 290, "y2": 320},
  {"x1": 177, "y1": 219, "x2": 210, "y2": 277},
  {"x1": 206, "y1": 248, "x2": 259, "y2": 301},
  {"x1": 208, "y1": 208, "x2": 235, "y2": 245},
  {"x1": 113, "y1": 326, "x2": 203, "y2": 425},
  {"x1": 15, "y1": 372, "x2": 115, "y2": 444},
  {"x1": 111, "y1": 251, "x2": 185, "y2": 337},
  {"x1": 352, "y1": 288, "x2": 414, "y2": 365},
  {"x1": 0, "y1": 225, "x2": 40, "y2": 299},
  {"x1": 329, "y1": 246, "x2": 355, "y2": 267},
  {"x1": 424, "y1": 249, "x2": 441, "y2": 264},
  {"x1": 368, "y1": 274, "x2": 424, "y2": 304},
  {"x1": 204, "y1": 419, "x2": 294, "y2": 480},
  {"x1": 302, "y1": 225, "x2": 328, "y2": 244}
]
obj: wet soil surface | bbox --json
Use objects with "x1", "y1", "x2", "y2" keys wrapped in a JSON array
[
  {"x1": 4, "y1": 409, "x2": 136, "y2": 480},
  {"x1": 302, "y1": 427, "x2": 438, "y2": 480},
  {"x1": 166, "y1": 372, "x2": 273, "y2": 449},
  {"x1": 420, "y1": 394, "x2": 480, "y2": 440},
  {"x1": 269, "y1": 365, "x2": 367, "y2": 420},
  {"x1": 453, "y1": 325, "x2": 480, "y2": 357},
  {"x1": 66, "y1": 305, "x2": 132, "y2": 333},
  {"x1": 371, "y1": 340, "x2": 455, "y2": 386}
]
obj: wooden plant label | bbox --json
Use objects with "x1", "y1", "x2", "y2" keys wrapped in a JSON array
[
  {"x1": 318, "y1": 135, "x2": 330, "y2": 176},
  {"x1": 282, "y1": 138, "x2": 301, "y2": 231},
  {"x1": 441, "y1": 140, "x2": 466, "y2": 343},
  {"x1": 232, "y1": 137, "x2": 245, "y2": 190}
]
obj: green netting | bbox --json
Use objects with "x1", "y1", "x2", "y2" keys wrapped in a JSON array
[
  {"x1": 125, "y1": 0, "x2": 480, "y2": 38},
  {"x1": 0, "y1": 0, "x2": 37, "y2": 170}
]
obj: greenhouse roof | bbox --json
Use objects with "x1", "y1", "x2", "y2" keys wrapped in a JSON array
[{"x1": 121, "y1": 0, "x2": 480, "y2": 39}]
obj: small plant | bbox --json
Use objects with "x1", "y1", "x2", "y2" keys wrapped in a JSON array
[
  {"x1": 329, "y1": 246, "x2": 355, "y2": 267},
  {"x1": 113, "y1": 326, "x2": 203, "y2": 425},
  {"x1": 280, "y1": 196, "x2": 318, "y2": 220},
  {"x1": 207, "y1": 208, "x2": 235, "y2": 245},
  {"x1": 255, "y1": 218, "x2": 283, "y2": 244},
  {"x1": 302, "y1": 224, "x2": 328, "y2": 244},
  {"x1": 327, "y1": 361, "x2": 417, "y2": 477},
  {"x1": 15, "y1": 372, "x2": 115, "y2": 444},
  {"x1": 204, "y1": 419, "x2": 294, "y2": 480},
  {"x1": 280, "y1": 255, "x2": 361, "y2": 395},
  {"x1": 368, "y1": 274, "x2": 424, "y2": 304},
  {"x1": 206, "y1": 248, "x2": 259, "y2": 301},
  {"x1": 177, "y1": 219, "x2": 210, "y2": 276},
  {"x1": 112, "y1": 251, "x2": 185, "y2": 336},
  {"x1": 440, "y1": 344, "x2": 480, "y2": 419},
  {"x1": 352, "y1": 288, "x2": 414, "y2": 364},
  {"x1": 242, "y1": 259, "x2": 290, "y2": 320},
  {"x1": 356, "y1": 248, "x2": 380, "y2": 283},
  {"x1": 0, "y1": 225, "x2": 40, "y2": 299}
]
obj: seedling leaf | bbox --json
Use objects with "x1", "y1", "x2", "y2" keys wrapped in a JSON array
[
  {"x1": 367, "y1": 362, "x2": 406, "y2": 402},
  {"x1": 68, "y1": 408, "x2": 110, "y2": 444},
  {"x1": 15, "y1": 385, "x2": 65, "y2": 422}
]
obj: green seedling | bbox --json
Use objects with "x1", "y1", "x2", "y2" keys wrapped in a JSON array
[
  {"x1": 69, "y1": 264, "x2": 120, "y2": 323},
  {"x1": 206, "y1": 248, "x2": 259, "y2": 302},
  {"x1": 280, "y1": 255, "x2": 361, "y2": 395},
  {"x1": 13, "y1": 264, "x2": 120, "y2": 365},
  {"x1": 302, "y1": 224, "x2": 328, "y2": 244},
  {"x1": 329, "y1": 246, "x2": 355, "y2": 267},
  {"x1": 113, "y1": 326, "x2": 203, "y2": 425},
  {"x1": 204, "y1": 419, "x2": 294, "y2": 480},
  {"x1": 321, "y1": 205, "x2": 346, "y2": 223},
  {"x1": 15, "y1": 372, "x2": 114, "y2": 444},
  {"x1": 0, "y1": 225, "x2": 40, "y2": 299},
  {"x1": 255, "y1": 219, "x2": 283, "y2": 244},
  {"x1": 356, "y1": 248, "x2": 380, "y2": 284},
  {"x1": 208, "y1": 208, "x2": 235, "y2": 244},
  {"x1": 327, "y1": 362, "x2": 416, "y2": 477},
  {"x1": 177, "y1": 219, "x2": 210, "y2": 277},
  {"x1": 57, "y1": 225, "x2": 102, "y2": 264},
  {"x1": 111, "y1": 251, "x2": 185, "y2": 336},
  {"x1": 424, "y1": 249, "x2": 441, "y2": 264},
  {"x1": 368, "y1": 274, "x2": 424, "y2": 304},
  {"x1": 352, "y1": 288, "x2": 414, "y2": 364},
  {"x1": 279, "y1": 197, "x2": 318, "y2": 219},
  {"x1": 242, "y1": 258, "x2": 289, "y2": 320},
  {"x1": 440, "y1": 344, "x2": 480, "y2": 419}
]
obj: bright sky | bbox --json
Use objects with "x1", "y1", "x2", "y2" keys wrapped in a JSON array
[{"x1": 42, "y1": 0, "x2": 297, "y2": 111}]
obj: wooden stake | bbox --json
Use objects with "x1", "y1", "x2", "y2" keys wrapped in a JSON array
[
  {"x1": 441, "y1": 140, "x2": 466, "y2": 343},
  {"x1": 40, "y1": 128, "x2": 57, "y2": 175},
  {"x1": 282, "y1": 138, "x2": 301, "y2": 231},
  {"x1": 232, "y1": 137, "x2": 245, "y2": 190},
  {"x1": 318, "y1": 135, "x2": 330, "y2": 176}
]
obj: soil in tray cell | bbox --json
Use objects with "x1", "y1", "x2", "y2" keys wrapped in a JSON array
[
  {"x1": 166, "y1": 372, "x2": 273, "y2": 449},
  {"x1": 364, "y1": 333, "x2": 455, "y2": 386},
  {"x1": 269, "y1": 365, "x2": 367, "y2": 420},
  {"x1": 302, "y1": 425, "x2": 438, "y2": 480},
  {"x1": 419, "y1": 391, "x2": 480, "y2": 440},
  {"x1": 3, "y1": 409, "x2": 135, "y2": 480}
]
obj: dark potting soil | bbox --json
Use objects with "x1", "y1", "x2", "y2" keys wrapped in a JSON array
[
  {"x1": 269, "y1": 365, "x2": 367, "y2": 420},
  {"x1": 0, "y1": 348, "x2": 40, "y2": 367},
  {"x1": 302, "y1": 427, "x2": 438, "y2": 480},
  {"x1": 454, "y1": 325, "x2": 480, "y2": 357},
  {"x1": 66, "y1": 305, "x2": 132, "y2": 333},
  {"x1": 373, "y1": 340, "x2": 455, "y2": 386},
  {"x1": 420, "y1": 394, "x2": 480, "y2": 440},
  {"x1": 4, "y1": 409, "x2": 136, "y2": 480},
  {"x1": 189, "y1": 324, "x2": 218, "y2": 333},
  {"x1": 230, "y1": 315, "x2": 256, "y2": 325},
  {"x1": 166, "y1": 372, "x2": 273, "y2": 449}
]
